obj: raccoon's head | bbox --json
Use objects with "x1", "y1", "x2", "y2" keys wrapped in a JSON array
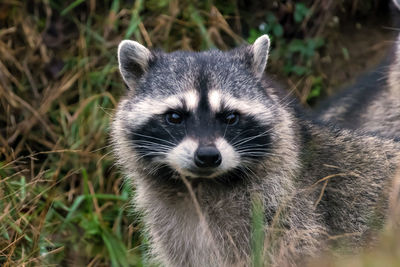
[{"x1": 112, "y1": 35, "x2": 297, "y2": 180}]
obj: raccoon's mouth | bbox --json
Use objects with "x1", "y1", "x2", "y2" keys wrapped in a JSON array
[
  {"x1": 187, "y1": 168, "x2": 218, "y2": 178},
  {"x1": 177, "y1": 167, "x2": 225, "y2": 179}
]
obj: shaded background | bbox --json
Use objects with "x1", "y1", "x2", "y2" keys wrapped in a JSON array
[{"x1": 0, "y1": 0, "x2": 399, "y2": 266}]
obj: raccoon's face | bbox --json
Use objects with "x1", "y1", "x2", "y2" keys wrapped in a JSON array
[{"x1": 113, "y1": 35, "x2": 285, "y2": 179}]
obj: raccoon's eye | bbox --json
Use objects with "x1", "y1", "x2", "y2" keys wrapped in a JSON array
[
  {"x1": 165, "y1": 112, "x2": 183, "y2": 125},
  {"x1": 224, "y1": 113, "x2": 239, "y2": 125}
]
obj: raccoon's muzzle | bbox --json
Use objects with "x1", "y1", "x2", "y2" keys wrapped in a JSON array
[{"x1": 194, "y1": 146, "x2": 222, "y2": 168}]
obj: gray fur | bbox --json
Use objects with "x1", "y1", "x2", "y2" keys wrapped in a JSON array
[{"x1": 111, "y1": 35, "x2": 400, "y2": 266}]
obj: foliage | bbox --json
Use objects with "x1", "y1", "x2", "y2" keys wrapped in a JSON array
[{"x1": 248, "y1": 3, "x2": 325, "y2": 102}]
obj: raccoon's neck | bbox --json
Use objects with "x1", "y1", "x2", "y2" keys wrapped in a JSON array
[
  {"x1": 132, "y1": 165, "x2": 298, "y2": 267},
  {"x1": 133, "y1": 174, "x2": 248, "y2": 266}
]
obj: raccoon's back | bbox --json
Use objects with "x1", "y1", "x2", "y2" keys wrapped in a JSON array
[{"x1": 316, "y1": 36, "x2": 400, "y2": 139}]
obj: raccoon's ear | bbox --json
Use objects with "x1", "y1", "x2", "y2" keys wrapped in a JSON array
[
  {"x1": 118, "y1": 40, "x2": 152, "y2": 89},
  {"x1": 250, "y1": 35, "x2": 271, "y2": 78}
]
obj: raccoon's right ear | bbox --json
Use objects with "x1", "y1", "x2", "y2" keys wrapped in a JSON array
[{"x1": 118, "y1": 40, "x2": 152, "y2": 89}]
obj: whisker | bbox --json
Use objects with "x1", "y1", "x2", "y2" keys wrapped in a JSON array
[
  {"x1": 160, "y1": 124, "x2": 179, "y2": 144},
  {"x1": 231, "y1": 129, "x2": 273, "y2": 147},
  {"x1": 237, "y1": 144, "x2": 266, "y2": 149},
  {"x1": 236, "y1": 148, "x2": 270, "y2": 153},
  {"x1": 222, "y1": 120, "x2": 230, "y2": 139},
  {"x1": 134, "y1": 148, "x2": 170, "y2": 153},
  {"x1": 228, "y1": 129, "x2": 258, "y2": 144},
  {"x1": 133, "y1": 141, "x2": 174, "y2": 150},
  {"x1": 135, "y1": 152, "x2": 169, "y2": 162},
  {"x1": 130, "y1": 132, "x2": 177, "y2": 146}
]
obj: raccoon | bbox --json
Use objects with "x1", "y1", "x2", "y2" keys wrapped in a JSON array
[
  {"x1": 111, "y1": 35, "x2": 400, "y2": 266},
  {"x1": 317, "y1": 1, "x2": 400, "y2": 139}
]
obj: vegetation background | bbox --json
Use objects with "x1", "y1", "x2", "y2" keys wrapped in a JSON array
[{"x1": 0, "y1": 0, "x2": 399, "y2": 266}]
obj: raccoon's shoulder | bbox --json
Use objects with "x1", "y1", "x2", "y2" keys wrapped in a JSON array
[
  {"x1": 297, "y1": 116, "x2": 400, "y2": 180},
  {"x1": 315, "y1": 36, "x2": 400, "y2": 138},
  {"x1": 315, "y1": 1, "x2": 400, "y2": 138},
  {"x1": 315, "y1": 56, "x2": 391, "y2": 126}
]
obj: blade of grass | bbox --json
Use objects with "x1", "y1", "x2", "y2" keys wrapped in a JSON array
[
  {"x1": 251, "y1": 194, "x2": 265, "y2": 267},
  {"x1": 102, "y1": 226, "x2": 130, "y2": 267},
  {"x1": 125, "y1": 0, "x2": 144, "y2": 41},
  {"x1": 189, "y1": 5, "x2": 214, "y2": 49},
  {"x1": 61, "y1": 0, "x2": 86, "y2": 16}
]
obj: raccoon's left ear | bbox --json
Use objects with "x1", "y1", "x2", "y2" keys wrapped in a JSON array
[
  {"x1": 250, "y1": 35, "x2": 271, "y2": 78},
  {"x1": 118, "y1": 40, "x2": 152, "y2": 90}
]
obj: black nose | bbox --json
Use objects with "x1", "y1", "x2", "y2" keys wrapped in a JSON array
[{"x1": 194, "y1": 146, "x2": 222, "y2": 168}]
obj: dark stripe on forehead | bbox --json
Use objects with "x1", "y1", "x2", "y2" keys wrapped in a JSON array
[{"x1": 196, "y1": 61, "x2": 211, "y2": 113}]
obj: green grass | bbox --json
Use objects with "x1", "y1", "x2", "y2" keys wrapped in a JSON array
[
  {"x1": 0, "y1": 0, "x2": 398, "y2": 266},
  {"x1": 251, "y1": 195, "x2": 265, "y2": 267}
]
